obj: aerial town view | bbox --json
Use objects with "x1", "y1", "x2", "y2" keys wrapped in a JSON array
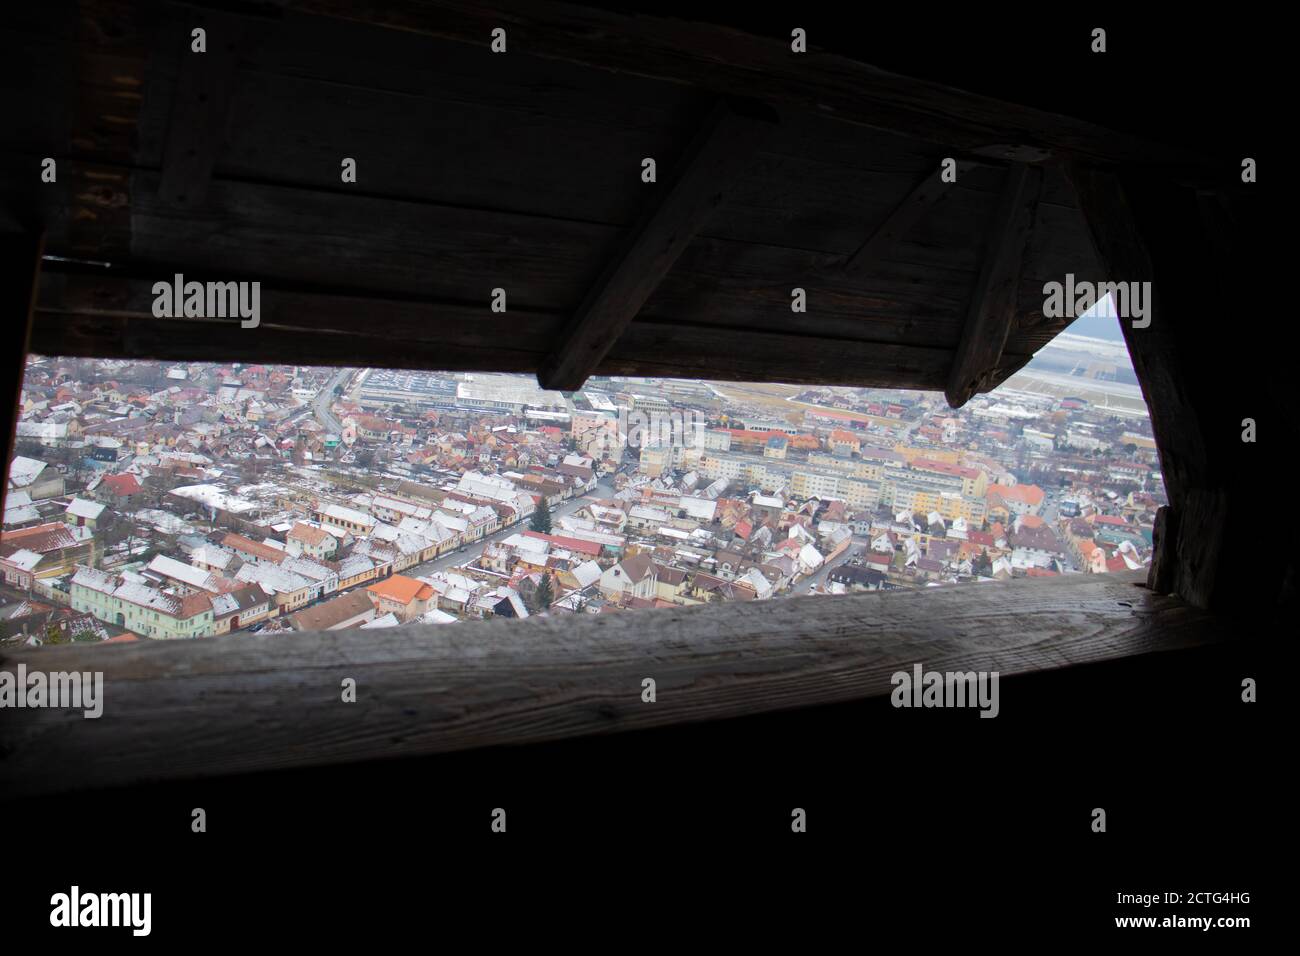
[{"x1": 1, "y1": 322, "x2": 1162, "y2": 647}]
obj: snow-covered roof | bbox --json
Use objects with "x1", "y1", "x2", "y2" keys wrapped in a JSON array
[
  {"x1": 7, "y1": 456, "x2": 47, "y2": 487},
  {"x1": 66, "y1": 498, "x2": 106, "y2": 520},
  {"x1": 1, "y1": 548, "x2": 42, "y2": 571}
]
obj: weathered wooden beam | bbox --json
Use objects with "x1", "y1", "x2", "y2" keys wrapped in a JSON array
[
  {"x1": 836, "y1": 163, "x2": 971, "y2": 278},
  {"x1": 0, "y1": 572, "x2": 1229, "y2": 796},
  {"x1": 536, "y1": 99, "x2": 777, "y2": 391},
  {"x1": 31, "y1": 271, "x2": 954, "y2": 388},
  {"x1": 0, "y1": 229, "x2": 43, "y2": 480},
  {"x1": 945, "y1": 164, "x2": 1041, "y2": 407}
]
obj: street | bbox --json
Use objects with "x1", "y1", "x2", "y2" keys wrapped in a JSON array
[
  {"x1": 800, "y1": 535, "x2": 870, "y2": 593},
  {"x1": 403, "y1": 477, "x2": 616, "y2": 578},
  {"x1": 312, "y1": 367, "x2": 354, "y2": 434}
]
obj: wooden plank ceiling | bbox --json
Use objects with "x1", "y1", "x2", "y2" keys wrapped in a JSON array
[{"x1": 0, "y1": 0, "x2": 1222, "y2": 404}]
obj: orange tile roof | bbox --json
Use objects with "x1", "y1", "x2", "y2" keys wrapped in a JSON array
[
  {"x1": 288, "y1": 522, "x2": 333, "y2": 546},
  {"x1": 987, "y1": 483, "x2": 1045, "y2": 506},
  {"x1": 367, "y1": 574, "x2": 433, "y2": 605}
]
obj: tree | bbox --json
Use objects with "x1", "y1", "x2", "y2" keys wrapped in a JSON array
[
  {"x1": 973, "y1": 548, "x2": 993, "y2": 577},
  {"x1": 532, "y1": 574, "x2": 554, "y2": 612},
  {"x1": 529, "y1": 505, "x2": 552, "y2": 535}
]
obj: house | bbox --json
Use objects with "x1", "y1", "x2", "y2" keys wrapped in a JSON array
[
  {"x1": 220, "y1": 532, "x2": 288, "y2": 566},
  {"x1": 64, "y1": 498, "x2": 107, "y2": 530},
  {"x1": 94, "y1": 472, "x2": 143, "y2": 504},
  {"x1": 472, "y1": 586, "x2": 529, "y2": 619},
  {"x1": 7, "y1": 456, "x2": 66, "y2": 501},
  {"x1": 144, "y1": 554, "x2": 225, "y2": 593},
  {"x1": 1008, "y1": 523, "x2": 1067, "y2": 571},
  {"x1": 316, "y1": 503, "x2": 377, "y2": 536},
  {"x1": 0, "y1": 522, "x2": 99, "y2": 579},
  {"x1": 598, "y1": 552, "x2": 658, "y2": 601},
  {"x1": 366, "y1": 574, "x2": 435, "y2": 622},
  {"x1": 234, "y1": 562, "x2": 315, "y2": 614},
  {"x1": 70, "y1": 566, "x2": 215, "y2": 639},
  {"x1": 829, "y1": 429, "x2": 861, "y2": 457},
  {"x1": 287, "y1": 590, "x2": 378, "y2": 631},
  {"x1": 652, "y1": 565, "x2": 692, "y2": 604},
  {"x1": 985, "y1": 483, "x2": 1046, "y2": 519},
  {"x1": 0, "y1": 549, "x2": 42, "y2": 589},
  {"x1": 828, "y1": 565, "x2": 888, "y2": 591},
  {"x1": 211, "y1": 583, "x2": 275, "y2": 634},
  {"x1": 286, "y1": 521, "x2": 338, "y2": 559},
  {"x1": 337, "y1": 553, "x2": 381, "y2": 590},
  {"x1": 3, "y1": 489, "x2": 41, "y2": 528}
]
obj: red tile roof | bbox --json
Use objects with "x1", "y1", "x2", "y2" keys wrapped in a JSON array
[
  {"x1": 100, "y1": 473, "x2": 142, "y2": 496},
  {"x1": 523, "y1": 531, "x2": 602, "y2": 557}
]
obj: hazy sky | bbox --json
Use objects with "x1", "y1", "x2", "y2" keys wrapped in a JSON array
[{"x1": 1067, "y1": 292, "x2": 1126, "y2": 343}]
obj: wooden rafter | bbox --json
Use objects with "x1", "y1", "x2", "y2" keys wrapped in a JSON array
[
  {"x1": 536, "y1": 98, "x2": 777, "y2": 391},
  {"x1": 836, "y1": 162, "x2": 973, "y2": 278},
  {"x1": 944, "y1": 163, "x2": 1041, "y2": 407}
]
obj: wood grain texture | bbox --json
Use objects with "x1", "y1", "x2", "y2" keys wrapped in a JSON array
[
  {"x1": 32, "y1": 270, "x2": 956, "y2": 388},
  {"x1": 837, "y1": 163, "x2": 970, "y2": 278},
  {"x1": 0, "y1": 572, "x2": 1230, "y2": 795}
]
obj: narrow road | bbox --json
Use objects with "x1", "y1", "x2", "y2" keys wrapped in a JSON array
[
  {"x1": 801, "y1": 535, "x2": 870, "y2": 593},
  {"x1": 312, "y1": 367, "x2": 354, "y2": 434},
  {"x1": 406, "y1": 477, "x2": 616, "y2": 578}
]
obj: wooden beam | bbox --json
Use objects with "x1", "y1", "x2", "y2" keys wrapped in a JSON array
[
  {"x1": 0, "y1": 572, "x2": 1230, "y2": 796},
  {"x1": 1064, "y1": 164, "x2": 1291, "y2": 610},
  {"x1": 536, "y1": 99, "x2": 777, "y2": 391},
  {"x1": 836, "y1": 163, "x2": 971, "y2": 278},
  {"x1": 945, "y1": 164, "x2": 1040, "y2": 407},
  {"x1": 31, "y1": 271, "x2": 954, "y2": 389},
  {"x1": 0, "y1": 230, "x2": 43, "y2": 481},
  {"x1": 156, "y1": 12, "x2": 246, "y2": 206}
]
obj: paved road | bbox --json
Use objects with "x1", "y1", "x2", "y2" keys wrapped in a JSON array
[
  {"x1": 801, "y1": 535, "x2": 870, "y2": 593},
  {"x1": 405, "y1": 477, "x2": 616, "y2": 578},
  {"x1": 312, "y1": 367, "x2": 354, "y2": 433}
]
